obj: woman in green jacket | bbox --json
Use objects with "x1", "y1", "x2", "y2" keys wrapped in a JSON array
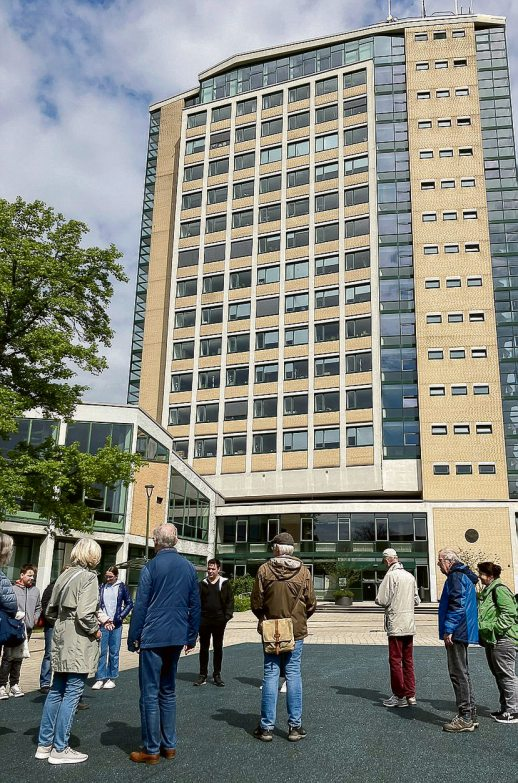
[{"x1": 477, "y1": 561, "x2": 518, "y2": 724}]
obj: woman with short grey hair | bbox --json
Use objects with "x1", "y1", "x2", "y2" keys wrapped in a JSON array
[{"x1": 0, "y1": 533, "x2": 18, "y2": 700}]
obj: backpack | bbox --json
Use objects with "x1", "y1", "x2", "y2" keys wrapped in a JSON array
[
  {"x1": 0, "y1": 609, "x2": 25, "y2": 647},
  {"x1": 491, "y1": 584, "x2": 518, "y2": 608}
]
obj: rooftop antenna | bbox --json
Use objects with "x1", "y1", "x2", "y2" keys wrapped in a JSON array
[
  {"x1": 454, "y1": 0, "x2": 459, "y2": 12},
  {"x1": 387, "y1": 0, "x2": 395, "y2": 21},
  {"x1": 421, "y1": 0, "x2": 426, "y2": 17}
]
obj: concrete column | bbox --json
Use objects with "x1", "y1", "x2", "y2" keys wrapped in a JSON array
[{"x1": 36, "y1": 530, "x2": 55, "y2": 590}]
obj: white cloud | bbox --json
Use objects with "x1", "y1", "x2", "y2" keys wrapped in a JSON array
[{"x1": 1, "y1": 0, "x2": 517, "y2": 404}]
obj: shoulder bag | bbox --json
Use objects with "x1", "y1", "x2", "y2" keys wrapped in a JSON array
[{"x1": 261, "y1": 574, "x2": 306, "y2": 655}]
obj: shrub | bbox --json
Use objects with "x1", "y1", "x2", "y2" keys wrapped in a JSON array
[
  {"x1": 229, "y1": 574, "x2": 254, "y2": 596},
  {"x1": 234, "y1": 594, "x2": 251, "y2": 612},
  {"x1": 333, "y1": 589, "x2": 354, "y2": 601}
]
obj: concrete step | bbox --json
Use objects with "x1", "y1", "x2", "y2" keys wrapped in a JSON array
[{"x1": 316, "y1": 601, "x2": 438, "y2": 615}]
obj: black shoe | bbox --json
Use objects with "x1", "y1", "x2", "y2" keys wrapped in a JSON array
[
  {"x1": 493, "y1": 711, "x2": 518, "y2": 724},
  {"x1": 288, "y1": 725, "x2": 307, "y2": 742},
  {"x1": 491, "y1": 710, "x2": 505, "y2": 720},
  {"x1": 253, "y1": 725, "x2": 273, "y2": 742},
  {"x1": 39, "y1": 686, "x2": 50, "y2": 694},
  {"x1": 76, "y1": 701, "x2": 89, "y2": 711},
  {"x1": 213, "y1": 674, "x2": 225, "y2": 687},
  {"x1": 193, "y1": 675, "x2": 207, "y2": 687}
]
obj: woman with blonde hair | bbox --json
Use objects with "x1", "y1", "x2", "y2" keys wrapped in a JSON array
[
  {"x1": 36, "y1": 538, "x2": 103, "y2": 765},
  {"x1": 0, "y1": 534, "x2": 18, "y2": 699}
]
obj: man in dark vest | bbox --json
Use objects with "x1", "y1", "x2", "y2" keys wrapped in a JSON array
[{"x1": 193, "y1": 558, "x2": 234, "y2": 687}]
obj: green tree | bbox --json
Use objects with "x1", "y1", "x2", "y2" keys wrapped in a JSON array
[{"x1": 0, "y1": 197, "x2": 142, "y2": 533}]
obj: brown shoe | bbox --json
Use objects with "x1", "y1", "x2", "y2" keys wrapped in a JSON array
[
  {"x1": 161, "y1": 748, "x2": 176, "y2": 760},
  {"x1": 129, "y1": 750, "x2": 160, "y2": 765}
]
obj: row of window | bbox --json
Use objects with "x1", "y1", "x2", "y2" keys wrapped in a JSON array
[
  {"x1": 416, "y1": 87, "x2": 470, "y2": 100},
  {"x1": 414, "y1": 29, "x2": 466, "y2": 42},
  {"x1": 172, "y1": 360, "x2": 372, "y2": 389},
  {"x1": 422, "y1": 209, "x2": 478, "y2": 222},
  {"x1": 429, "y1": 384, "x2": 490, "y2": 396},
  {"x1": 186, "y1": 71, "x2": 368, "y2": 129},
  {"x1": 422, "y1": 242, "x2": 480, "y2": 254},
  {"x1": 419, "y1": 146, "x2": 473, "y2": 159},
  {"x1": 424, "y1": 276, "x2": 482, "y2": 288},
  {"x1": 430, "y1": 423, "x2": 493, "y2": 435},
  {"x1": 432, "y1": 463, "x2": 496, "y2": 475},
  {"x1": 420, "y1": 177, "x2": 475, "y2": 189},
  {"x1": 170, "y1": 388, "x2": 370, "y2": 424},
  {"x1": 415, "y1": 58, "x2": 468, "y2": 70},
  {"x1": 183, "y1": 423, "x2": 374, "y2": 458},
  {"x1": 418, "y1": 117, "x2": 472, "y2": 129},
  {"x1": 181, "y1": 216, "x2": 369, "y2": 246},
  {"x1": 426, "y1": 315, "x2": 486, "y2": 327}
]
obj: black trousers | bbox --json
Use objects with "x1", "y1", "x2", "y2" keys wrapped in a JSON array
[{"x1": 199, "y1": 620, "x2": 227, "y2": 676}]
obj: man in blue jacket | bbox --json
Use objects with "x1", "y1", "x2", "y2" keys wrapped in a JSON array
[
  {"x1": 438, "y1": 548, "x2": 479, "y2": 733},
  {"x1": 128, "y1": 523, "x2": 201, "y2": 764}
]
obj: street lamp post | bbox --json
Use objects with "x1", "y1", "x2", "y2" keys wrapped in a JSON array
[{"x1": 144, "y1": 484, "x2": 155, "y2": 561}]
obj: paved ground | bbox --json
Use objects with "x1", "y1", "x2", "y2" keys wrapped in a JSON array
[{"x1": 1, "y1": 611, "x2": 516, "y2": 783}]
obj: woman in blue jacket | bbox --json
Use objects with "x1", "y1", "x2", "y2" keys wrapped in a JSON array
[
  {"x1": 91, "y1": 566, "x2": 133, "y2": 690},
  {"x1": 0, "y1": 533, "x2": 18, "y2": 700}
]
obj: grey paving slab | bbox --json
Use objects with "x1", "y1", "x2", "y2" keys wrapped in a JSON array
[{"x1": 0, "y1": 644, "x2": 516, "y2": 783}]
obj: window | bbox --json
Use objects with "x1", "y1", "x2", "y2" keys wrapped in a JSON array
[
  {"x1": 416, "y1": 62, "x2": 429, "y2": 71},
  {"x1": 456, "y1": 464, "x2": 473, "y2": 475},
  {"x1": 345, "y1": 185, "x2": 368, "y2": 208},
  {"x1": 454, "y1": 424, "x2": 470, "y2": 435},
  {"x1": 197, "y1": 403, "x2": 219, "y2": 423},
  {"x1": 455, "y1": 87, "x2": 470, "y2": 97},
  {"x1": 461, "y1": 178, "x2": 476, "y2": 188},
  {"x1": 234, "y1": 152, "x2": 255, "y2": 170},
  {"x1": 202, "y1": 274, "x2": 224, "y2": 294},
  {"x1": 445, "y1": 244, "x2": 459, "y2": 254},
  {"x1": 171, "y1": 373, "x2": 192, "y2": 393},
  {"x1": 253, "y1": 398, "x2": 277, "y2": 419},
  {"x1": 258, "y1": 234, "x2": 281, "y2": 254},
  {"x1": 315, "y1": 391, "x2": 340, "y2": 413},
  {"x1": 256, "y1": 297, "x2": 279, "y2": 317},
  {"x1": 422, "y1": 212, "x2": 437, "y2": 223},
  {"x1": 284, "y1": 394, "x2": 308, "y2": 415},
  {"x1": 178, "y1": 248, "x2": 198, "y2": 268},
  {"x1": 210, "y1": 130, "x2": 230, "y2": 149},
  {"x1": 315, "y1": 223, "x2": 339, "y2": 244},
  {"x1": 283, "y1": 431, "x2": 308, "y2": 452},
  {"x1": 260, "y1": 146, "x2": 282, "y2": 164},
  {"x1": 345, "y1": 125, "x2": 368, "y2": 146},
  {"x1": 345, "y1": 248, "x2": 370, "y2": 271},
  {"x1": 343, "y1": 96, "x2": 367, "y2": 116},
  {"x1": 315, "y1": 287, "x2": 339, "y2": 309},
  {"x1": 439, "y1": 148, "x2": 453, "y2": 158},
  {"x1": 201, "y1": 305, "x2": 223, "y2": 325},
  {"x1": 315, "y1": 428, "x2": 340, "y2": 450},
  {"x1": 285, "y1": 292, "x2": 309, "y2": 313},
  {"x1": 235, "y1": 124, "x2": 256, "y2": 143},
  {"x1": 316, "y1": 192, "x2": 339, "y2": 212},
  {"x1": 316, "y1": 133, "x2": 338, "y2": 152},
  {"x1": 194, "y1": 438, "x2": 217, "y2": 458},
  {"x1": 229, "y1": 268, "x2": 252, "y2": 289},
  {"x1": 198, "y1": 370, "x2": 220, "y2": 389},
  {"x1": 429, "y1": 386, "x2": 445, "y2": 396},
  {"x1": 228, "y1": 302, "x2": 251, "y2": 321},
  {"x1": 467, "y1": 276, "x2": 482, "y2": 287},
  {"x1": 285, "y1": 326, "x2": 309, "y2": 346},
  {"x1": 236, "y1": 97, "x2": 257, "y2": 116},
  {"x1": 284, "y1": 359, "x2": 308, "y2": 380},
  {"x1": 286, "y1": 229, "x2": 309, "y2": 248},
  {"x1": 343, "y1": 69, "x2": 367, "y2": 89},
  {"x1": 205, "y1": 244, "x2": 226, "y2": 263},
  {"x1": 316, "y1": 254, "x2": 340, "y2": 275},
  {"x1": 443, "y1": 212, "x2": 458, "y2": 223},
  {"x1": 463, "y1": 210, "x2": 478, "y2": 220},
  {"x1": 346, "y1": 351, "x2": 371, "y2": 373},
  {"x1": 420, "y1": 149, "x2": 433, "y2": 159},
  {"x1": 261, "y1": 118, "x2": 283, "y2": 137},
  {"x1": 345, "y1": 282, "x2": 370, "y2": 305},
  {"x1": 255, "y1": 363, "x2": 278, "y2": 383},
  {"x1": 187, "y1": 110, "x2": 206, "y2": 129},
  {"x1": 345, "y1": 154, "x2": 368, "y2": 175},
  {"x1": 315, "y1": 162, "x2": 339, "y2": 182},
  {"x1": 316, "y1": 321, "x2": 340, "y2": 343},
  {"x1": 418, "y1": 120, "x2": 432, "y2": 129},
  {"x1": 287, "y1": 139, "x2": 310, "y2": 158},
  {"x1": 437, "y1": 118, "x2": 452, "y2": 128},
  {"x1": 417, "y1": 91, "x2": 431, "y2": 101},
  {"x1": 469, "y1": 312, "x2": 485, "y2": 323},
  {"x1": 288, "y1": 84, "x2": 310, "y2": 103},
  {"x1": 208, "y1": 158, "x2": 229, "y2": 177},
  {"x1": 459, "y1": 147, "x2": 473, "y2": 157},
  {"x1": 287, "y1": 168, "x2": 310, "y2": 188},
  {"x1": 212, "y1": 104, "x2": 231, "y2": 122},
  {"x1": 427, "y1": 314, "x2": 442, "y2": 324},
  {"x1": 257, "y1": 265, "x2": 280, "y2": 285},
  {"x1": 446, "y1": 278, "x2": 461, "y2": 288},
  {"x1": 346, "y1": 425, "x2": 374, "y2": 447},
  {"x1": 433, "y1": 30, "x2": 447, "y2": 39},
  {"x1": 415, "y1": 32, "x2": 428, "y2": 42},
  {"x1": 181, "y1": 191, "x2": 202, "y2": 210},
  {"x1": 441, "y1": 180, "x2": 455, "y2": 189},
  {"x1": 452, "y1": 29, "x2": 465, "y2": 38},
  {"x1": 476, "y1": 424, "x2": 492, "y2": 435},
  {"x1": 233, "y1": 180, "x2": 254, "y2": 199},
  {"x1": 449, "y1": 347, "x2": 465, "y2": 357},
  {"x1": 173, "y1": 340, "x2": 194, "y2": 359},
  {"x1": 435, "y1": 60, "x2": 448, "y2": 70},
  {"x1": 479, "y1": 464, "x2": 496, "y2": 475},
  {"x1": 200, "y1": 337, "x2": 222, "y2": 357},
  {"x1": 260, "y1": 174, "x2": 282, "y2": 194},
  {"x1": 176, "y1": 278, "x2": 197, "y2": 298},
  {"x1": 186, "y1": 137, "x2": 205, "y2": 155},
  {"x1": 180, "y1": 220, "x2": 200, "y2": 239},
  {"x1": 425, "y1": 278, "x2": 440, "y2": 288},
  {"x1": 346, "y1": 387, "x2": 372, "y2": 409},
  {"x1": 465, "y1": 243, "x2": 480, "y2": 253},
  {"x1": 207, "y1": 186, "x2": 228, "y2": 205},
  {"x1": 285, "y1": 259, "x2": 309, "y2": 280},
  {"x1": 232, "y1": 210, "x2": 253, "y2": 228},
  {"x1": 451, "y1": 385, "x2": 467, "y2": 396},
  {"x1": 253, "y1": 432, "x2": 277, "y2": 454},
  {"x1": 259, "y1": 201, "x2": 282, "y2": 223},
  {"x1": 226, "y1": 366, "x2": 249, "y2": 387},
  {"x1": 287, "y1": 198, "x2": 309, "y2": 218},
  {"x1": 262, "y1": 91, "x2": 283, "y2": 109},
  {"x1": 206, "y1": 215, "x2": 226, "y2": 234},
  {"x1": 457, "y1": 117, "x2": 471, "y2": 126},
  {"x1": 428, "y1": 350, "x2": 443, "y2": 360},
  {"x1": 316, "y1": 76, "x2": 338, "y2": 95},
  {"x1": 316, "y1": 104, "x2": 338, "y2": 124},
  {"x1": 345, "y1": 316, "x2": 371, "y2": 338},
  {"x1": 175, "y1": 309, "x2": 196, "y2": 328},
  {"x1": 288, "y1": 111, "x2": 310, "y2": 130},
  {"x1": 474, "y1": 384, "x2": 489, "y2": 395},
  {"x1": 431, "y1": 425, "x2": 447, "y2": 435},
  {"x1": 183, "y1": 164, "x2": 203, "y2": 182},
  {"x1": 315, "y1": 356, "x2": 340, "y2": 377},
  {"x1": 224, "y1": 400, "x2": 248, "y2": 422},
  {"x1": 433, "y1": 464, "x2": 450, "y2": 475},
  {"x1": 421, "y1": 180, "x2": 435, "y2": 190},
  {"x1": 256, "y1": 330, "x2": 279, "y2": 350}
]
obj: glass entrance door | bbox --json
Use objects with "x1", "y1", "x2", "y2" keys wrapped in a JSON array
[{"x1": 361, "y1": 569, "x2": 384, "y2": 601}]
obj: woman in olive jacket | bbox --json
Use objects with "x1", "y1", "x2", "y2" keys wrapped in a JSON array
[{"x1": 477, "y1": 561, "x2": 518, "y2": 724}]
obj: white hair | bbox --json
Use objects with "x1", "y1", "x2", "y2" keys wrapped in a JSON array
[
  {"x1": 153, "y1": 523, "x2": 178, "y2": 549},
  {"x1": 274, "y1": 544, "x2": 294, "y2": 557},
  {"x1": 438, "y1": 548, "x2": 461, "y2": 563}
]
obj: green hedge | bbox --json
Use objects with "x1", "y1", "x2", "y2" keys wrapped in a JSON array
[{"x1": 234, "y1": 594, "x2": 251, "y2": 612}]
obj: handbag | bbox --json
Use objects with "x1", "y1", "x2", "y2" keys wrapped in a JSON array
[
  {"x1": 261, "y1": 575, "x2": 306, "y2": 655},
  {"x1": 0, "y1": 608, "x2": 26, "y2": 647}
]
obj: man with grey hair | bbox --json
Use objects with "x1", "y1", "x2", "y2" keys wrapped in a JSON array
[
  {"x1": 128, "y1": 523, "x2": 201, "y2": 764},
  {"x1": 251, "y1": 532, "x2": 316, "y2": 742},
  {"x1": 375, "y1": 548, "x2": 420, "y2": 708},
  {"x1": 437, "y1": 547, "x2": 479, "y2": 732}
]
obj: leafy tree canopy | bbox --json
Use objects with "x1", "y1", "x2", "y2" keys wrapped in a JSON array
[{"x1": 0, "y1": 197, "x2": 143, "y2": 533}]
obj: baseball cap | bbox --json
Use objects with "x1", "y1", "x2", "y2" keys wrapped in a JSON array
[{"x1": 382, "y1": 548, "x2": 398, "y2": 559}]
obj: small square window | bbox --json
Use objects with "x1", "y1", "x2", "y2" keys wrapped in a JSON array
[
  {"x1": 469, "y1": 312, "x2": 485, "y2": 322},
  {"x1": 463, "y1": 210, "x2": 478, "y2": 220},
  {"x1": 461, "y1": 178, "x2": 476, "y2": 188},
  {"x1": 435, "y1": 60, "x2": 448, "y2": 69},
  {"x1": 465, "y1": 243, "x2": 480, "y2": 252},
  {"x1": 467, "y1": 276, "x2": 482, "y2": 286},
  {"x1": 436, "y1": 90, "x2": 450, "y2": 99},
  {"x1": 423, "y1": 212, "x2": 437, "y2": 222},
  {"x1": 478, "y1": 464, "x2": 496, "y2": 475},
  {"x1": 473, "y1": 384, "x2": 489, "y2": 395},
  {"x1": 433, "y1": 464, "x2": 450, "y2": 475},
  {"x1": 443, "y1": 211, "x2": 458, "y2": 221},
  {"x1": 457, "y1": 117, "x2": 471, "y2": 126},
  {"x1": 446, "y1": 278, "x2": 461, "y2": 288},
  {"x1": 459, "y1": 147, "x2": 473, "y2": 156},
  {"x1": 438, "y1": 118, "x2": 452, "y2": 128},
  {"x1": 439, "y1": 148, "x2": 454, "y2": 158},
  {"x1": 416, "y1": 62, "x2": 429, "y2": 71},
  {"x1": 452, "y1": 30, "x2": 466, "y2": 38},
  {"x1": 448, "y1": 317, "x2": 464, "y2": 327},
  {"x1": 471, "y1": 348, "x2": 487, "y2": 358},
  {"x1": 431, "y1": 425, "x2": 448, "y2": 435},
  {"x1": 455, "y1": 88, "x2": 470, "y2": 97},
  {"x1": 476, "y1": 424, "x2": 492, "y2": 435},
  {"x1": 430, "y1": 386, "x2": 445, "y2": 396},
  {"x1": 451, "y1": 385, "x2": 467, "y2": 396},
  {"x1": 418, "y1": 120, "x2": 433, "y2": 129},
  {"x1": 428, "y1": 349, "x2": 443, "y2": 360},
  {"x1": 433, "y1": 31, "x2": 447, "y2": 40},
  {"x1": 417, "y1": 91, "x2": 431, "y2": 100},
  {"x1": 415, "y1": 32, "x2": 428, "y2": 41},
  {"x1": 424, "y1": 246, "x2": 439, "y2": 255},
  {"x1": 456, "y1": 464, "x2": 472, "y2": 475},
  {"x1": 454, "y1": 58, "x2": 468, "y2": 67},
  {"x1": 425, "y1": 278, "x2": 440, "y2": 288},
  {"x1": 441, "y1": 180, "x2": 455, "y2": 189},
  {"x1": 454, "y1": 424, "x2": 470, "y2": 435},
  {"x1": 420, "y1": 149, "x2": 434, "y2": 159},
  {"x1": 427, "y1": 314, "x2": 442, "y2": 324},
  {"x1": 449, "y1": 348, "x2": 465, "y2": 358},
  {"x1": 421, "y1": 180, "x2": 435, "y2": 190},
  {"x1": 445, "y1": 244, "x2": 459, "y2": 254}
]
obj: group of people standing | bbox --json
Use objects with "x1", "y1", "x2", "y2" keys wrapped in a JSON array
[{"x1": 0, "y1": 528, "x2": 517, "y2": 767}]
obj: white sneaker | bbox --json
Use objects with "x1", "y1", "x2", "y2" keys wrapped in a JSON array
[
  {"x1": 103, "y1": 679, "x2": 116, "y2": 689},
  {"x1": 383, "y1": 694, "x2": 408, "y2": 708},
  {"x1": 9, "y1": 684, "x2": 24, "y2": 697},
  {"x1": 48, "y1": 747, "x2": 88, "y2": 765},
  {"x1": 407, "y1": 696, "x2": 417, "y2": 706},
  {"x1": 280, "y1": 681, "x2": 287, "y2": 693},
  {"x1": 0, "y1": 686, "x2": 8, "y2": 700},
  {"x1": 35, "y1": 745, "x2": 52, "y2": 759},
  {"x1": 91, "y1": 680, "x2": 104, "y2": 690}
]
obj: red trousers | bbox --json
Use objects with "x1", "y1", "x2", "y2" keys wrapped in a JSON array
[{"x1": 388, "y1": 635, "x2": 415, "y2": 698}]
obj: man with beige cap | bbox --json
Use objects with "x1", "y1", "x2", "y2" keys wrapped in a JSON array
[{"x1": 375, "y1": 547, "x2": 420, "y2": 708}]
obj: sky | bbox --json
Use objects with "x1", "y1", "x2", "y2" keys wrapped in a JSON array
[{"x1": 1, "y1": 0, "x2": 517, "y2": 405}]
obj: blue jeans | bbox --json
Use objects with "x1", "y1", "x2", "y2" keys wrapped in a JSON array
[
  {"x1": 38, "y1": 673, "x2": 87, "y2": 751},
  {"x1": 139, "y1": 646, "x2": 182, "y2": 754},
  {"x1": 260, "y1": 639, "x2": 303, "y2": 730},
  {"x1": 96, "y1": 626, "x2": 123, "y2": 680},
  {"x1": 39, "y1": 626, "x2": 53, "y2": 688}
]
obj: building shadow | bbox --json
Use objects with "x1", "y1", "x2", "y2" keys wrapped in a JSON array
[
  {"x1": 211, "y1": 708, "x2": 262, "y2": 736},
  {"x1": 332, "y1": 686, "x2": 442, "y2": 726},
  {"x1": 100, "y1": 721, "x2": 141, "y2": 753},
  {"x1": 235, "y1": 676, "x2": 262, "y2": 688}
]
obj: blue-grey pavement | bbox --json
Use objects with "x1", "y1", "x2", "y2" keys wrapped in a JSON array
[{"x1": 0, "y1": 644, "x2": 516, "y2": 783}]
